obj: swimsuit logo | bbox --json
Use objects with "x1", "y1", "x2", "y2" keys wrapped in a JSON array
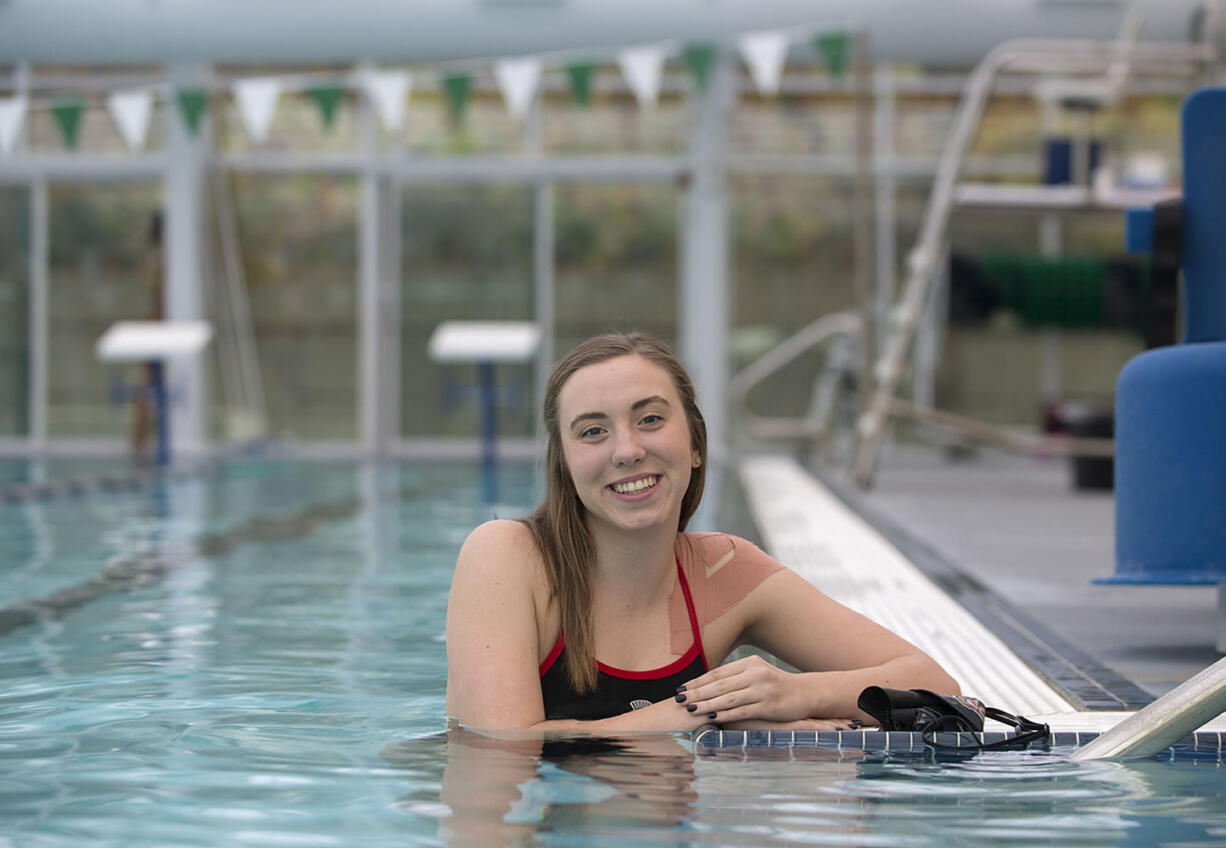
[{"x1": 629, "y1": 699, "x2": 651, "y2": 710}]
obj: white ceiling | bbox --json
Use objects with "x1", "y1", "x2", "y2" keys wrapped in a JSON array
[{"x1": 0, "y1": 0, "x2": 1214, "y2": 66}]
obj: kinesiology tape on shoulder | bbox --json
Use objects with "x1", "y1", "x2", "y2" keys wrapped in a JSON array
[{"x1": 669, "y1": 535, "x2": 783, "y2": 655}]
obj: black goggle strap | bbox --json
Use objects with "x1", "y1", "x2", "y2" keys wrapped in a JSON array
[{"x1": 922, "y1": 707, "x2": 1050, "y2": 750}]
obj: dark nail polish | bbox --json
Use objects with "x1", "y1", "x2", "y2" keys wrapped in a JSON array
[
  {"x1": 707, "y1": 712, "x2": 717, "y2": 719},
  {"x1": 674, "y1": 692, "x2": 686, "y2": 703},
  {"x1": 676, "y1": 685, "x2": 686, "y2": 693},
  {"x1": 686, "y1": 704, "x2": 697, "y2": 712}
]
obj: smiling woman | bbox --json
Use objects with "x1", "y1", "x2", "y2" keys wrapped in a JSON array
[{"x1": 444, "y1": 331, "x2": 960, "y2": 731}]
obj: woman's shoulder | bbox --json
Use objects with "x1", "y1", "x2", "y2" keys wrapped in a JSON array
[
  {"x1": 463, "y1": 517, "x2": 537, "y2": 548},
  {"x1": 675, "y1": 532, "x2": 781, "y2": 572},
  {"x1": 456, "y1": 519, "x2": 546, "y2": 582}
]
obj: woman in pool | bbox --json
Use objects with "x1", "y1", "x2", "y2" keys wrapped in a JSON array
[{"x1": 445, "y1": 332, "x2": 959, "y2": 731}]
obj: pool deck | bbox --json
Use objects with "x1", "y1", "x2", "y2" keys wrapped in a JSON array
[{"x1": 735, "y1": 446, "x2": 1226, "y2": 737}]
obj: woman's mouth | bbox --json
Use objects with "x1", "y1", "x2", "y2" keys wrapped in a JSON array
[{"x1": 609, "y1": 475, "x2": 660, "y2": 495}]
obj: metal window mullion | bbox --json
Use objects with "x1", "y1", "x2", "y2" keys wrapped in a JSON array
[{"x1": 29, "y1": 176, "x2": 48, "y2": 450}]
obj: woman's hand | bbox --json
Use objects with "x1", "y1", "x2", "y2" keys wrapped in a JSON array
[{"x1": 677, "y1": 655, "x2": 820, "y2": 724}]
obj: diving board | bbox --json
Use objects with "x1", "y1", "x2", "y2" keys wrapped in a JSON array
[{"x1": 738, "y1": 455, "x2": 1076, "y2": 718}]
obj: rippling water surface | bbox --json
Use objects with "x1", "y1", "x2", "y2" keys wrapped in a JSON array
[{"x1": 1, "y1": 459, "x2": 1223, "y2": 847}]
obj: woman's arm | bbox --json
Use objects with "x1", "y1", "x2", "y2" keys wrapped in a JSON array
[
  {"x1": 445, "y1": 520, "x2": 712, "y2": 732},
  {"x1": 677, "y1": 569, "x2": 960, "y2": 725}
]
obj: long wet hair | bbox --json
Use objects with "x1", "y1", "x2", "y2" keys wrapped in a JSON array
[{"x1": 520, "y1": 332, "x2": 708, "y2": 693}]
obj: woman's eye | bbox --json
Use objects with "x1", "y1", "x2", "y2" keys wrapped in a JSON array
[
  {"x1": 640, "y1": 414, "x2": 664, "y2": 426},
  {"x1": 579, "y1": 426, "x2": 605, "y2": 438}
]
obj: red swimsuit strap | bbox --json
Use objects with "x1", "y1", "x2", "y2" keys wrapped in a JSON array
[
  {"x1": 538, "y1": 556, "x2": 708, "y2": 677},
  {"x1": 674, "y1": 555, "x2": 708, "y2": 666}
]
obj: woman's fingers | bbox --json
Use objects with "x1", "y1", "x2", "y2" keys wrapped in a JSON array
[{"x1": 677, "y1": 655, "x2": 795, "y2": 721}]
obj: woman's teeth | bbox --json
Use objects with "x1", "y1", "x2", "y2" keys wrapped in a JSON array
[{"x1": 611, "y1": 476, "x2": 658, "y2": 494}]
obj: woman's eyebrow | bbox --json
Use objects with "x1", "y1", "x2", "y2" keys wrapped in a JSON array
[
  {"x1": 568, "y1": 396, "x2": 670, "y2": 430},
  {"x1": 631, "y1": 395, "x2": 670, "y2": 411},
  {"x1": 569, "y1": 411, "x2": 608, "y2": 430}
]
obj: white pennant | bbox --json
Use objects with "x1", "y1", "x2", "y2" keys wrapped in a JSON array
[
  {"x1": 738, "y1": 30, "x2": 790, "y2": 96},
  {"x1": 494, "y1": 57, "x2": 542, "y2": 121},
  {"x1": 107, "y1": 89, "x2": 154, "y2": 151},
  {"x1": 617, "y1": 44, "x2": 669, "y2": 108},
  {"x1": 362, "y1": 69, "x2": 410, "y2": 132},
  {"x1": 0, "y1": 97, "x2": 26, "y2": 155},
  {"x1": 234, "y1": 77, "x2": 282, "y2": 143}
]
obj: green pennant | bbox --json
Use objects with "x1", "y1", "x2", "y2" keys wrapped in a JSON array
[
  {"x1": 814, "y1": 32, "x2": 852, "y2": 80},
  {"x1": 176, "y1": 88, "x2": 208, "y2": 136},
  {"x1": 308, "y1": 83, "x2": 345, "y2": 130},
  {"x1": 51, "y1": 99, "x2": 84, "y2": 150},
  {"x1": 565, "y1": 63, "x2": 594, "y2": 108},
  {"x1": 442, "y1": 72, "x2": 471, "y2": 124},
  {"x1": 683, "y1": 44, "x2": 717, "y2": 93}
]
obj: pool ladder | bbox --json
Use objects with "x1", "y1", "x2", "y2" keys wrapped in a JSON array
[{"x1": 1072, "y1": 656, "x2": 1226, "y2": 760}]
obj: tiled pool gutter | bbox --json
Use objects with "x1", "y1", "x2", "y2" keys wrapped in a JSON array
[{"x1": 693, "y1": 726, "x2": 1226, "y2": 761}]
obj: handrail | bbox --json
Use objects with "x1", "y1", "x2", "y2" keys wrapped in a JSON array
[
  {"x1": 849, "y1": 29, "x2": 1219, "y2": 487},
  {"x1": 1071, "y1": 655, "x2": 1226, "y2": 760},
  {"x1": 728, "y1": 311, "x2": 863, "y2": 443}
]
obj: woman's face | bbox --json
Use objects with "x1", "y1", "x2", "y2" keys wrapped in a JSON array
[{"x1": 555, "y1": 354, "x2": 695, "y2": 537}]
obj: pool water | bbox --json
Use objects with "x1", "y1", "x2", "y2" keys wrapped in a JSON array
[{"x1": 1, "y1": 459, "x2": 1223, "y2": 847}]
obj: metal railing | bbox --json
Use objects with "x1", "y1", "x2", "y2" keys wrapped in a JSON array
[
  {"x1": 728, "y1": 311, "x2": 863, "y2": 445},
  {"x1": 1072, "y1": 655, "x2": 1226, "y2": 760},
  {"x1": 849, "y1": 23, "x2": 1219, "y2": 486}
]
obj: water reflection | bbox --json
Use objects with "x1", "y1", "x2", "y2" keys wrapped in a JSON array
[
  {"x1": 384, "y1": 730, "x2": 1226, "y2": 848},
  {"x1": 386, "y1": 726, "x2": 702, "y2": 845}
]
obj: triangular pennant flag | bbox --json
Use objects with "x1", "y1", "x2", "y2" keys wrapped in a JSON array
[
  {"x1": 176, "y1": 88, "x2": 209, "y2": 136},
  {"x1": 494, "y1": 57, "x2": 542, "y2": 121},
  {"x1": 107, "y1": 89, "x2": 153, "y2": 151},
  {"x1": 233, "y1": 77, "x2": 282, "y2": 143},
  {"x1": 617, "y1": 44, "x2": 669, "y2": 107},
  {"x1": 815, "y1": 31, "x2": 852, "y2": 80},
  {"x1": 52, "y1": 99, "x2": 84, "y2": 150},
  {"x1": 442, "y1": 72, "x2": 471, "y2": 124},
  {"x1": 739, "y1": 30, "x2": 790, "y2": 96},
  {"x1": 361, "y1": 69, "x2": 410, "y2": 132},
  {"x1": 0, "y1": 97, "x2": 27, "y2": 155},
  {"x1": 683, "y1": 44, "x2": 717, "y2": 93},
  {"x1": 565, "y1": 63, "x2": 594, "y2": 108},
  {"x1": 308, "y1": 83, "x2": 345, "y2": 130}
]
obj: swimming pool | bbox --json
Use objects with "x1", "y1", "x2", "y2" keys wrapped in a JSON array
[{"x1": 1, "y1": 458, "x2": 1223, "y2": 846}]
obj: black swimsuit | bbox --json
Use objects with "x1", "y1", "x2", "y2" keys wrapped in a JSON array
[{"x1": 539, "y1": 558, "x2": 709, "y2": 721}]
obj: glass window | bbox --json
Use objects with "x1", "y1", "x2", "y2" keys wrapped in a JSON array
[
  {"x1": 399, "y1": 183, "x2": 535, "y2": 439},
  {"x1": 46, "y1": 182, "x2": 162, "y2": 439},
  {"x1": 731, "y1": 89, "x2": 857, "y2": 157},
  {"x1": 230, "y1": 173, "x2": 358, "y2": 440},
  {"x1": 554, "y1": 183, "x2": 678, "y2": 355},
  {"x1": 401, "y1": 87, "x2": 528, "y2": 156},
  {"x1": 729, "y1": 174, "x2": 856, "y2": 419},
  {"x1": 542, "y1": 69, "x2": 688, "y2": 155},
  {"x1": 0, "y1": 188, "x2": 31, "y2": 437}
]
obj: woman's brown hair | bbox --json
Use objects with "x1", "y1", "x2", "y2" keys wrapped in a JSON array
[{"x1": 521, "y1": 332, "x2": 708, "y2": 693}]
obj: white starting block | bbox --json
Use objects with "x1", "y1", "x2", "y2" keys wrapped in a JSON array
[
  {"x1": 427, "y1": 321, "x2": 540, "y2": 364},
  {"x1": 428, "y1": 321, "x2": 541, "y2": 501},
  {"x1": 96, "y1": 321, "x2": 213, "y2": 363},
  {"x1": 95, "y1": 321, "x2": 213, "y2": 465}
]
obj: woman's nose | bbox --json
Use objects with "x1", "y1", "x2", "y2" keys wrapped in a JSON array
[{"x1": 612, "y1": 429, "x2": 646, "y2": 466}]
